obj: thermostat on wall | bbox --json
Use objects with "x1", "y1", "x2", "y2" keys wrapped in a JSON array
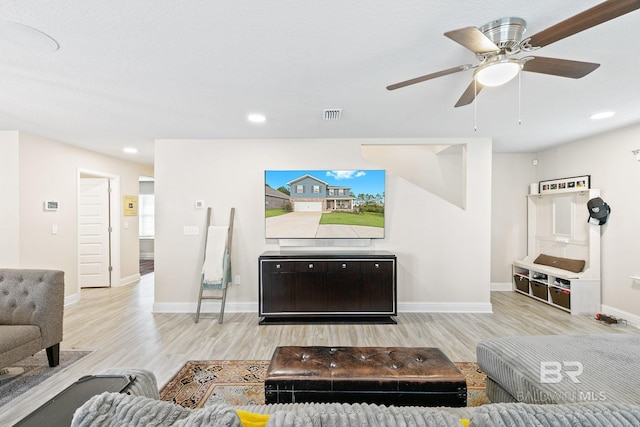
[{"x1": 44, "y1": 200, "x2": 59, "y2": 211}]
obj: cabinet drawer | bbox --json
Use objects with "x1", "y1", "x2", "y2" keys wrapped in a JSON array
[
  {"x1": 327, "y1": 261, "x2": 361, "y2": 272},
  {"x1": 261, "y1": 261, "x2": 327, "y2": 273},
  {"x1": 361, "y1": 260, "x2": 393, "y2": 273}
]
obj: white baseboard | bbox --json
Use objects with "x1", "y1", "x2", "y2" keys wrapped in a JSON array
[
  {"x1": 491, "y1": 282, "x2": 512, "y2": 292},
  {"x1": 65, "y1": 293, "x2": 80, "y2": 306},
  {"x1": 153, "y1": 301, "x2": 493, "y2": 314},
  {"x1": 600, "y1": 304, "x2": 640, "y2": 329},
  {"x1": 118, "y1": 273, "x2": 140, "y2": 287},
  {"x1": 398, "y1": 302, "x2": 493, "y2": 313},
  {"x1": 152, "y1": 301, "x2": 258, "y2": 314}
]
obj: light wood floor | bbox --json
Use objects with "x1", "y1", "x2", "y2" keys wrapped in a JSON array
[{"x1": 2, "y1": 274, "x2": 638, "y2": 424}]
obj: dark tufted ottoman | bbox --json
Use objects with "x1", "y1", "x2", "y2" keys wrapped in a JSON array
[{"x1": 265, "y1": 346, "x2": 467, "y2": 406}]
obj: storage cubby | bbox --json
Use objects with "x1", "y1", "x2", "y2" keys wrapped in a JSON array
[
  {"x1": 513, "y1": 273, "x2": 529, "y2": 293},
  {"x1": 530, "y1": 281, "x2": 548, "y2": 301},
  {"x1": 512, "y1": 261, "x2": 600, "y2": 314},
  {"x1": 512, "y1": 188, "x2": 601, "y2": 315}
]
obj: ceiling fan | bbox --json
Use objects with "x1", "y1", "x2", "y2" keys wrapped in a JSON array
[
  {"x1": 386, "y1": 0, "x2": 640, "y2": 107},
  {"x1": 0, "y1": 20, "x2": 59, "y2": 51}
]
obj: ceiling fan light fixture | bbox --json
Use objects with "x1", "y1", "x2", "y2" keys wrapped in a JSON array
[{"x1": 475, "y1": 59, "x2": 521, "y2": 87}]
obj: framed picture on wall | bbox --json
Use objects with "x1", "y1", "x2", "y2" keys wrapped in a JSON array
[
  {"x1": 539, "y1": 175, "x2": 590, "y2": 194},
  {"x1": 123, "y1": 195, "x2": 138, "y2": 216}
]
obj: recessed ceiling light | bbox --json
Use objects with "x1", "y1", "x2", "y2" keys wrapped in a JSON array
[
  {"x1": 590, "y1": 111, "x2": 615, "y2": 120},
  {"x1": 123, "y1": 147, "x2": 138, "y2": 154},
  {"x1": 248, "y1": 113, "x2": 266, "y2": 123}
]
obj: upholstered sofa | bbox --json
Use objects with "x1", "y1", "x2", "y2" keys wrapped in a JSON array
[
  {"x1": 70, "y1": 369, "x2": 640, "y2": 427},
  {"x1": 476, "y1": 334, "x2": 640, "y2": 405},
  {"x1": 0, "y1": 268, "x2": 65, "y2": 370}
]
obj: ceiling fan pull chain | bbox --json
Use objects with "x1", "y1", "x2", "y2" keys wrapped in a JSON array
[
  {"x1": 474, "y1": 78, "x2": 478, "y2": 131},
  {"x1": 518, "y1": 71, "x2": 522, "y2": 125}
]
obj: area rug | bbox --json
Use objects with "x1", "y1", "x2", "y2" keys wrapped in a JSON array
[
  {"x1": 140, "y1": 258, "x2": 154, "y2": 276},
  {"x1": 0, "y1": 350, "x2": 91, "y2": 408},
  {"x1": 160, "y1": 360, "x2": 488, "y2": 409}
]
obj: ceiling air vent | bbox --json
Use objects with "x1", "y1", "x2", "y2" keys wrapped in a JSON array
[{"x1": 323, "y1": 109, "x2": 342, "y2": 120}]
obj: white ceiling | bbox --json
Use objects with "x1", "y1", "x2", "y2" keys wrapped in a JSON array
[{"x1": 2, "y1": 1, "x2": 640, "y2": 165}]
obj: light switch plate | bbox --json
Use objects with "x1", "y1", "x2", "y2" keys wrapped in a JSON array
[{"x1": 184, "y1": 225, "x2": 199, "y2": 235}]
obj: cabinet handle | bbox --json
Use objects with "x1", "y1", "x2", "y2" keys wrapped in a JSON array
[
  {"x1": 342, "y1": 263, "x2": 347, "y2": 269},
  {"x1": 374, "y1": 263, "x2": 380, "y2": 268},
  {"x1": 308, "y1": 263, "x2": 314, "y2": 269}
]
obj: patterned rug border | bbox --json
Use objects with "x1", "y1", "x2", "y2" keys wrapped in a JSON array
[{"x1": 160, "y1": 359, "x2": 487, "y2": 409}]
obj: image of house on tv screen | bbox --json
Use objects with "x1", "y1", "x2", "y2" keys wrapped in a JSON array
[{"x1": 265, "y1": 169, "x2": 385, "y2": 239}]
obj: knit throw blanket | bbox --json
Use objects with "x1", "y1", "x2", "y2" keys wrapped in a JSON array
[{"x1": 71, "y1": 392, "x2": 640, "y2": 427}]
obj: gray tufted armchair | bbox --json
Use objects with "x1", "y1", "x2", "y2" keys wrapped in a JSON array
[{"x1": 0, "y1": 269, "x2": 64, "y2": 369}]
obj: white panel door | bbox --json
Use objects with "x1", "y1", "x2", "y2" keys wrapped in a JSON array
[{"x1": 79, "y1": 178, "x2": 111, "y2": 287}]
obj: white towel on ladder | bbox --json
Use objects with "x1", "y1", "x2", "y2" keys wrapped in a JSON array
[{"x1": 202, "y1": 225, "x2": 228, "y2": 285}]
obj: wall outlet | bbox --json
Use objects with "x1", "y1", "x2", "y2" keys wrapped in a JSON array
[{"x1": 234, "y1": 275, "x2": 241, "y2": 285}]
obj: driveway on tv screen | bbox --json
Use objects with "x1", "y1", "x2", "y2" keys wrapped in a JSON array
[{"x1": 266, "y1": 212, "x2": 383, "y2": 239}]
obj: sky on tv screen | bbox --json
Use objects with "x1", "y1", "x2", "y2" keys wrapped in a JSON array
[{"x1": 265, "y1": 170, "x2": 385, "y2": 198}]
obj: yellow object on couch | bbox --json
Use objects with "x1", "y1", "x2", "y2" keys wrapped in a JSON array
[{"x1": 236, "y1": 409, "x2": 270, "y2": 427}]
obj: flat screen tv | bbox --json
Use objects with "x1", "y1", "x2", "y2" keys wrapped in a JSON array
[{"x1": 265, "y1": 169, "x2": 385, "y2": 239}]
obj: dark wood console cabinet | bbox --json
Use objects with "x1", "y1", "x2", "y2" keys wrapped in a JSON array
[{"x1": 259, "y1": 251, "x2": 397, "y2": 324}]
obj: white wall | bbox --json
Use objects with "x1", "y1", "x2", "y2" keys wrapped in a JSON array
[
  {"x1": 0, "y1": 131, "x2": 20, "y2": 267},
  {"x1": 16, "y1": 133, "x2": 153, "y2": 299},
  {"x1": 536, "y1": 123, "x2": 640, "y2": 321},
  {"x1": 491, "y1": 153, "x2": 538, "y2": 287},
  {"x1": 154, "y1": 137, "x2": 493, "y2": 314}
]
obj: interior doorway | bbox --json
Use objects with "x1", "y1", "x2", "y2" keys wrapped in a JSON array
[
  {"x1": 79, "y1": 177, "x2": 111, "y2": 287},
  {"x1": 139, "y1": 176, "x2": 155, "y2": 276},
  {"x1": 77, "y1": 169, "x2": 120, "y2": 289}
]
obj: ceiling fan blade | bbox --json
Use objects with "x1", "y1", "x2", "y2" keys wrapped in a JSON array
[
  {"x1": 522, "y1": 56, "x2": 600, "y2": 78},
  {"x1": 386, "y1": 65, "x2": 472, "y2": 90},
  {"x1": 455, "y1": 80, "x2": 484, "y2": 107},
  {"x1": 444, "y1": 27, "x2": 500, "y2": 54},
  {"x1": 526, "y1": 0, "x2": 640, "y2": 49}
]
